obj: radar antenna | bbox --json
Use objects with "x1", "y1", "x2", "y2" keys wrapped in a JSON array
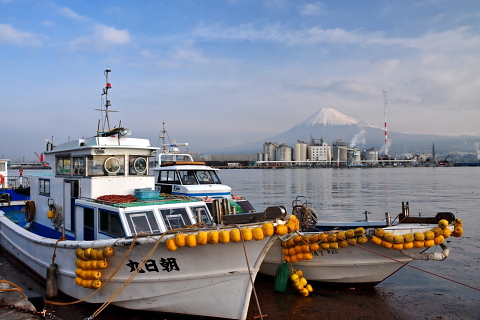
[{"x1": 96, "y1": 68, "x2": 119, "y2": 136}]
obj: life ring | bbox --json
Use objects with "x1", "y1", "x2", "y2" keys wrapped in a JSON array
[
  {"x1": 0, "y1": 174, "x2": 4, "y2": 185},
  {"x1": 24, "y1": 200, "x2": 36, "y2": 222}
]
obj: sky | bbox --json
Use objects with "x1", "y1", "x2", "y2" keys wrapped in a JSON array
[{"x1": 1, "y1": 0, "x2": 480, "y2": 161}]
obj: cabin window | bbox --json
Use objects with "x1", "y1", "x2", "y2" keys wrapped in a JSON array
[
  {"x1": 56, "y1": 156, "x2": 71, "y2": 175},
  {"x1": 131, "y1": 157, "x2": 148, "y2": 175},
  {"x1": 99, "y1": 209, "x2": 125, "y2": 237},
  {"x1": 159, "y1": 170, "x2": 179, "y2": 184},
  {"x1": 72, "y1": 157, "x2": 86, "y2": 176},
  {"x1": 84, "y1": 207, "x2": 94, "y2": 229},
  {"x1": 39, "y1": 179, "x2": 50, "y2": 196},
  {"x1": 125, "y1": 210, "x2": 160, "y2": 235},
  {"x1": 178, "y1": 171, "x2": 197, "y2": 185},
  {"x1": 190, "y1": 205, "x2": 212, "y2": 225},
  {"x1": 160, "y1": 208, "x2": 191, "y2": 230},
  {"x1": 87, "y1": 156, "x2": 125, "y2": 176}
]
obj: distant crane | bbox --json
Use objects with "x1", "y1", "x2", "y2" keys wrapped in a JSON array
[{"x1": 438, "y1": 155, "x2": 451, "y2": 166}]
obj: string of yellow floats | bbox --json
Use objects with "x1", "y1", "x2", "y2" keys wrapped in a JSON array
[
  {"x1": 74, "y1": 247, "x2": 115, "y2": 289},
  {"x1": 164, "y1": 215, "x2": 299, "y2": 251}
]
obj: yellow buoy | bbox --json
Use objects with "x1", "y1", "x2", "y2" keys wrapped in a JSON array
[
  {"x1": 288, "y1": 247, "x2": 297, "y2": 256},
  {"x1": 413, "y1": 240, "x2": 424, "y2": 248},
  {"x1": 208, "y1": 230, "x2": 219, "y2": 244},
  {"x1": 274, "y1": 224, "x2": 288, "y2": 235},
  {"x1": 318, "y1": 233, "x2": 329, "y2": 243},
  {"x1": 321, "y1": 242, "x2": 330, "y2": 250},
  {"x1": 219, "y1": 230, "x2": 230, "y2": 244},
  {"x1": 309, "y1": 243, "x2": 320, "y2": 251},
  {"x1": 403, "y1": 241, "x2": 414, "y2": 250},
  {"x1": 262, "y1": 223, "x2": 274, "y2": 237},
  {"x1": 301, "y1": 244, "x2": 310, "y2": 253},
  {"x1": 392, "y1": 243, "x2": 404, "y2": 250},
  {"x1": 381, "y1": 241, "x2": 393, "y2": 249},
  {"x1": 282, "y1": 248, "x2": 289, "y2": 256},
  {"x1": 393, "y1": 235, "x2": 404, "y2": 244},
  {"x1": 432, "y1": 227, "x2": 443, "y2": 237},
  {"x1": 355, "y1": 227, "x2": 365, "y2": 236},
  {"x1": 95, "y1": 250, "x2": 104, "y2": 260},
  {"x1": 371, "y1": 235, "x2": 383, "y2": 246},
  {"x1": 438, "y1": 219, "x2": 449, "y2": 229},
  {"x1": 197, "y1": 231, "x2": 208, "y2": 245},
  {"x1": 424, "y1": 231, "x2": 435, "y2": 240},
  {"x1": 329, "y1": 242, "x2": 339, "y2": 250},
  {"x1": 309, "y1": 234, "x2": 320, "y2": 243},
  {"x1": 442, "y1": 228, "x2": 452, "y2": 238},
  {"x1": 175, "y1": 233, "x2": 186, "y2": 247},
  {"x1": 403, "y1": 233, "x2": 414, "y2": 243},
  {"x1": 357, "y1": 235, "x2": 368, "y2": 244},
  {"x1": 296, "y1": 253, "x2": 304, "y2": 261},
  {"x1": 295, "y1": 270, "x2": 303, "y2": 277},
  {"x1": 434, "y1": 235, "x2": 445, "y2": 245},
  {"x1": 348, "y1": 237, "x2": 357, "y2": 245},
  {"x1": 345, "y1": 229, "x2": 356, "y2": 238},
  {"x1": 47, "y1": 210, "x2": 55, "y2": 219},
  {"x1": 294, "y1": 245, "x2": 303, "y2": 254},
  {"x1": 306, "y1": 284, "x2": 313, "y2": 292},
  {"x1": 91, "y1": 280, "x2": 102, "y2": 289},
  {"x1": 424, "y1": 239, "x2": 435, "y2": 247},
  {"x1": 414, "y1": 232, "x2": 425, "y2": 241},
  {"x1": 374, "y1": 228, "x2": 385, "y2": 238},
  {"x1": 336, "y1": 231, "x2": 346, "y2": 240},
  {"x1": 186, "y1": 233, "x2": 198, "y2": 247},
  {"x1": 252, "y1": 227, "x2": 265, "y2": 241},
  {"x1": 285, "y1": 221, "x2": 296, "y2": 233},
  {"x1": 75, "y1": 277, "x2": 83, "y2": 286},
  {"x1": 299, "y1": 288, "x2": 309, "y2": 296},
  {"x1": 229, "y1": 229, "x2": 241, "y2": 242},
  {"x1": 338, "y1": 240, "x2": 349, "y2": 248},
  {"x1": 383, "y1": 232, "x2": 394, "y2": 242},
  {"x1": 166, "y1": 238, "x2": 178, "y2": 251},
  {"x1": 303, "y1": 252, "x2": 313, "y2": 260},
  {"x1": 293, "y1": 235, "x2": 303, "y2": 243},
  {"x1": 102, "y1": 247, "x2": 114, "y2": 258},
  {"x1": 84, "y1": 248, "x2": 93, "y2": 259},
  {"x1": 284, "y1": 255, "x2": 291, "y2": 263},
  {"x1": 452, "y1": 226, "x2": 463, "y2": 237},
  {"x1": 286, "y1": 238, "x2": 296, "y2": 248},
  {"x1": 328, "y1": 235, "x2": 338, "y2": 243},
  {"x1": 290, "y1": 274, "x2": 299, "y2": 282},
  {"x1": 290, "y1": 255, "x2": 299, "y2": 263},
  {"x1": 242, "y1": 228, "x2": 253, "y2": 241},
  {"x1": 75, "y1": 248, "x2": 84, "y2": 258}
]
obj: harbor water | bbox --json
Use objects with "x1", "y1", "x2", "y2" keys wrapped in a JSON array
[{"x1": 1, "y1": 166, "x2": 479, "y2": 319}]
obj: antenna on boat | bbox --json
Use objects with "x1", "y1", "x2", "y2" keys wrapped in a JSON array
[
  {"x1": 96, "y1": 68, "x2": 119, "y2": 137},
  {"x1": 160, "y1": 122, "x2": 168, "y2": 153}
]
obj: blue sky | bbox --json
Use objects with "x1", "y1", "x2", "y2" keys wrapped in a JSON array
[{"x1": 1, "y1": 0, "x2": 480, "y2": 161}]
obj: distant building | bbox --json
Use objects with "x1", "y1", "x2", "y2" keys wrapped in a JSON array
[
  {"x1": 294, "y1": 140, "x2": 308, "y2": 161},
  {"x1": 308, "y1": 138, "x2": 331, "y2": 162},
  {"x1": 276, "y1": 143, "x2": 292, "y2": 161},
  {"x1": 263, "y1": 142, "x2": 278, "y2": 161}
]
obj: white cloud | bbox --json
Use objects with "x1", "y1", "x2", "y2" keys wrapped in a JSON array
[
  {"x1": 68, "y1": 24, "x2": 131, "y2": 51},
  {"x1": 298, "y1": 2, "x2": 327, "y2": 16},
  {"x1": 58, "y1": 7, "x2": 85, "y2": 20},
  {"x1": 0, "y1": 24, "x2": 42, "y2": 46}
]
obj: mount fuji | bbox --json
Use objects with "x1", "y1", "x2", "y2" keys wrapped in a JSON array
[{"x1": 213, "y1": 108, "x2": 480, "y2": 156}]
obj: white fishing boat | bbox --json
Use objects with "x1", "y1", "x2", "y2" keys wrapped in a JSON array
[
  {"x1": 260, "y1": 197, "x2": 464, "y2": 285},
  {"x1": 0, "y1": 68, "x2": 294, "y2": 320},
  {"x1": 152, "y1": 127, "x2": 256, "y2": 218}
]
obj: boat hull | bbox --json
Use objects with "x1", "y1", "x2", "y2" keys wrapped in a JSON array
[
  {"x1": 261, "y1": 224, "x2": 442, "y2": 285},
  {"x1": 0, "y1": 213, "x2": 275, "y2": 320}
]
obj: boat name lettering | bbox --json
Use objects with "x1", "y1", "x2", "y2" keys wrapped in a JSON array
[
  {"x1": 126, "y1": 258, "x2": 180, "y2": 273},
  {"x1": 313, "y1": 249, "x2": 339, "y2": 256}
]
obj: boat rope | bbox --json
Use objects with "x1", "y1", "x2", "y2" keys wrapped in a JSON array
[
  {"x1": 52, "y1": 236, "x2": 67, "y2": 265},
  {"x1": 44, "y1": 232, "x2": 150, "y2": 307},
  {"x1": 234, "y1": 224, "x2": 263, "y2": 320},
  {"x1": 310, "y1": 228, "x2": 480, "y2": 292},
  {"x1": 0, "y1": 279, "x2": 28, "y2": 299}
]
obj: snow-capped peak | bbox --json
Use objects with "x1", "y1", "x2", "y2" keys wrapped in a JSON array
[{"x1": 302, "y1": 108, "x2": 359, "y2": 126}]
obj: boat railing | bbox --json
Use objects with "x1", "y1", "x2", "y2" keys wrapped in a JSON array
[{"x1": 1, "y1": 175, "x2": 30, "y2": 190}]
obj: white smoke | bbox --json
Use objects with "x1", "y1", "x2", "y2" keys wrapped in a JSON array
[
  {"x1": 350, "y1": 130, "x2": 366, "y2": 147},
  {"x1": 379, "y1": 139, "x2": 392, "y2": 156},
  {"x1": 475, "y1": 143, "x2": 480, "y2": 160}
]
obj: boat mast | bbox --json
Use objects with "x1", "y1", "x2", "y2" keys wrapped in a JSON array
[{"x1": 96, "y1": 68, "x2": 118, "y2": 136}]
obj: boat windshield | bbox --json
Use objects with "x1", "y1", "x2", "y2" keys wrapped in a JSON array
[
  {"x1": 195, "y1": 170, "x2": 221, "y2": 184},
  {"x1": 125, "y1": 210, "x2": 161, "y2": 235},
  {"x1": 190, "y1": 205, "x2": 212, "y2": 225}
]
